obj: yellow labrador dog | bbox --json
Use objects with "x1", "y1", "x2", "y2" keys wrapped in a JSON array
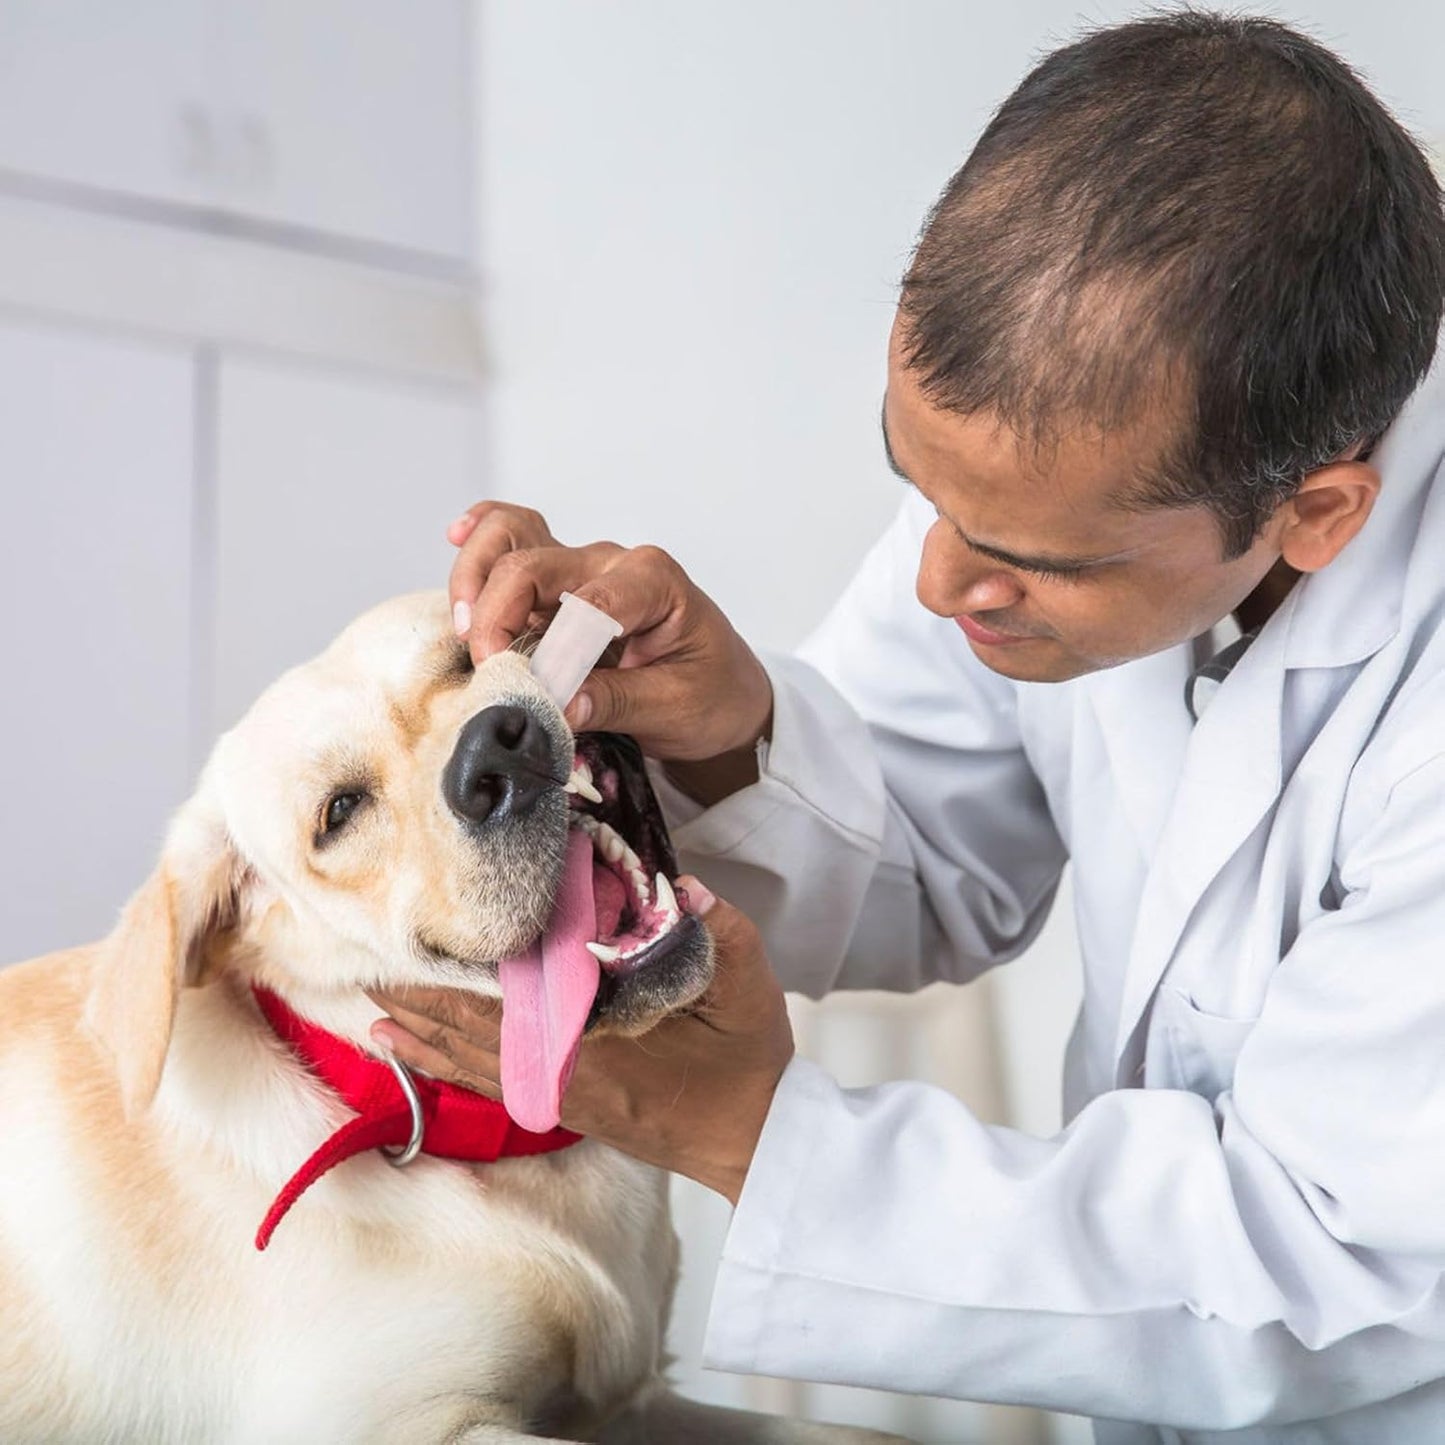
[{"x1": 0, "y1": 593, "x2": 906, "y2": 1445}]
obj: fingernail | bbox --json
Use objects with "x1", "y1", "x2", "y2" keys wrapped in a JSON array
[
  {"x1": 566, "y1": 692, "x2": 593, "y2": 730},
  {"x1": 677, "y1": 875, "x2": 716, "y2": 917},
  {"x1": 369, "y1": 1021, "x2": 396, "y2": 1054},
  {"x1": 452, "y1": 599, "x2": 472, "y2": 637}
]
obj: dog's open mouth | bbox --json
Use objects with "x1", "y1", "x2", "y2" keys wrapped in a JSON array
[
  {"x1": 565, "y1": 732, "x2": 698, "y2": 979},
  {"x1": 496, "y1": 731, "x2": 702, "y2": 1134}
]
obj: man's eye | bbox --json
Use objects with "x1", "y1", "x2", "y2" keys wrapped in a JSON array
[
  {"x1": 1021, "y1": 562, "x2": 1086, "y2": 583},
  {"x1": 321, "y1": 790, "x2": 368, "y2": 836}
]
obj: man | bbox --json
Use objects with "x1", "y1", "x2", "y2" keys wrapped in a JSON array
[{"x1": 372, "y1": 13, "x2": 1445, "y2": 1440}]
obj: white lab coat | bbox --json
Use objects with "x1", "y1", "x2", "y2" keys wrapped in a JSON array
[{"x1": 668, "y1": 350, "x2": 1445, "y2": 1441}]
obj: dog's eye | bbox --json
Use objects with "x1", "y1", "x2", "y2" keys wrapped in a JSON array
[{"x1": 322, "y1": 791, "x2": 368, "y2": 834}]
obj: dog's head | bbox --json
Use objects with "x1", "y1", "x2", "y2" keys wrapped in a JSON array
[{"x1": 87, "y1": 592, "x2": 713, "y2": 1117}]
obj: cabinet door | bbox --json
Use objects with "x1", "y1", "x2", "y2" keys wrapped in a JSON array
[
  {"x1": 211, "y1": 357, "x2": 483, "y2": 738},
  {"x1": 216, "y1": 0, "x2": 473, "y2": 259},
  {"x1": 0, "y1": 320, "x2": 195, "y2": 964},
  {"x1": 0, "y1": 0, "x2": 472, "y2": 262},
  {"x1": 0, "y1": 0, "x2": 210, "y2": 209}
]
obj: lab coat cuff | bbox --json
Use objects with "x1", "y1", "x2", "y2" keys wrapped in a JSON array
[{"x1": 656, "y1": 653, "x2": 884, "y2": 863}]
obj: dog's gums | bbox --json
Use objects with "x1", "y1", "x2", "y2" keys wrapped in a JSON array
[{"x1": 565, "y1": 736, "x2": 690, "y2": 973}]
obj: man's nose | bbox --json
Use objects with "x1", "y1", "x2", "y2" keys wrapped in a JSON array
[
  {"x1": 915, "y1": 521, "x2": 1025, "y2": 618},
  {"x1": 443, "y1": 704, "x2": 558, "y2": 827}
]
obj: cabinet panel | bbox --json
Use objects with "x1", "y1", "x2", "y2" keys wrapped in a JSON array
[
  {"x1": 0, "y1": 319, "x2": 195, "y2": 963},
  {"x1": 216, "y1": 0, "x2": 473, "y2": 259},
  {"x1": 212, "y1": 357, "x2": 483, "y2": 737},
  {"x1": 0, "y1": 0, "x2": 210, "y2": 209},
  {"x1": 0, "y1": 0, "x2": 472, "y2": 261}
]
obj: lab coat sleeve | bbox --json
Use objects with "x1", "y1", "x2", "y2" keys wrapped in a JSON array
[
  {"x1": 663, "y1": 491, "x2": 1067, "y2": 997},
  {"x1": 704, "y1": 749, "x2": 1445, "y2": 1429}
]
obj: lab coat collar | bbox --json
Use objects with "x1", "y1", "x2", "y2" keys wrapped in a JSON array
[{"x1": 1279, "y1": 349, "x2": 1445, "y2": 671}]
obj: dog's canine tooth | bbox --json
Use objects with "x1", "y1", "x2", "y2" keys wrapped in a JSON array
[
  {"x1": 654, "y1": 873, "x2": 677, "y2": 915},
  {"x1": 585, "y1": 941, "x2": 621, "y2": 963},
  {"x1": 565, "y1": 767, "x2": 603, "y2": 804}
]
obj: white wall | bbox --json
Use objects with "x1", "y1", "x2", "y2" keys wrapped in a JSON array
[{"x1": 474, "y1": 3, "x2": 1445, "y2": 1440}]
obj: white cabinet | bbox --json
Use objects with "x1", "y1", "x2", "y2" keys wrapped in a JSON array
[
  {"x1": 211, "y1": 357, "x2": 484, "y2": 735},
  {"x1": 212, "y1": 0, "x2": 473, "y2": 259},
  {"x1": 0, "y1": 319, "x2": 195, "y2": 963},
  {"x1": 0, "y1": 0, "x2": 472, "y2": 261},
  {"x1": 0, "y1": 2, "x2": 482, "y2": 967},
  {"x1": 0, "y1": 1, "x2": 209, "y2": 213}
]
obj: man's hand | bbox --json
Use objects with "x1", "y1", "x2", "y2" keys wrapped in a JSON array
[
  {"x1": 367, "y1": 880, "x2": 794, "y2": 1205},
  {"x1": 445, "y1": 502, "x2": 773, "y2": 779}
]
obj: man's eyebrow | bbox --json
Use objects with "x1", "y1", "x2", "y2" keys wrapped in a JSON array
[{"x1": 879, "y1": 401, "x2": 1125, "y2": 575}]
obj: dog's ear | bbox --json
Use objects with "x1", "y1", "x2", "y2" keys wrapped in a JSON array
[{"x1": 85, "y1": 799, "x2": 243, "y2": 1119}]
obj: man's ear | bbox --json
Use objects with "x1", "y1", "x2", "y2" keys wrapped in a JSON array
[
  {"x1": 1278, "y1": 459, "x2": 1381, "y2": 573},
  {"x1": 84, "y1": 798, "x2": 244, "y2": 1119}
]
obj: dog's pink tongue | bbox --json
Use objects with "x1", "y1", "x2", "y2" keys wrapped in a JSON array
[{"x1": 498, "y1": 828, "x2": 600, "y2": 1133}]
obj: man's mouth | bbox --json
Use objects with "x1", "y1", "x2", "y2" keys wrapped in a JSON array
[{"x1": 955, "y1": 613, "x2": 1038, "y2": 647}]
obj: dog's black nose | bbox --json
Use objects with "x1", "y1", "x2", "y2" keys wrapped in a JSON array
[{"x1": 443, "y1": 705, "x2": 557, "y2": 827}]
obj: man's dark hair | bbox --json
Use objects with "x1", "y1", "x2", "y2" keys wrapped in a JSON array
[{"x1": 899, "y1": 10, "x2": 1445, "y2": 556}]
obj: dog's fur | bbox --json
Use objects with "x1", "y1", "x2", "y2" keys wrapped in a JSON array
[{"x1": 0, "y1": 593, "x2": 905, "y2": 1444}]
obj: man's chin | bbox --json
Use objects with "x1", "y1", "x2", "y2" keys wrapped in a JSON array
[{"x1": 963, "y1": 636, "x2": 1104, "y2": 684}]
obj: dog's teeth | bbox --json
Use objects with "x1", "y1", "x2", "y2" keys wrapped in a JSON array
[
  {"x1": 565, "y1": 767, "x2": 603, "y2": 804},
  {"x1": 602, "y1": 831, "x2": 625, "y2": 864},
  {"x1": 654, "y1": 873, "x2": 677, "y2": 915},
  {"x1": 585, "y1": 941, "x2": 620, "y2": 963},
  {"x1": 629, "y1": 866, "x2": 650, "y2": 901},
  {"x1": 621, "y1": 843, "x2": 642, "y2": 871}
]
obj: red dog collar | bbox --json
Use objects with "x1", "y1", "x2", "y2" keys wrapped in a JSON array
[{"x1": 252, "y1": 986, "x2": 582, "y2": 1250}]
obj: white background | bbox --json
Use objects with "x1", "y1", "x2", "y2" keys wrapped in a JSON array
[{"x1": 2, "y1": 4, "x2": 1443, "y2": 1441}]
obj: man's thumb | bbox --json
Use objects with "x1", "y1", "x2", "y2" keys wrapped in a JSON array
[
  {"x1": 675, "y1": 876, "x2": 761, "y2": 958},
  {"x1": 565, "y1": 663, "x2": 656, "y2": 737},
  {"x1": 675, "y1": 874, "x2": 718, "y2": 920}
]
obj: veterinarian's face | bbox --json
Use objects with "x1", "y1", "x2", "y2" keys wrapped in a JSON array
[
  {"x1": 885, "y1": 322, "x2": 1285, "y2": 682},
  {"x1": 210, "y1": 595, "x2": 709, "y2": 1028}
]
